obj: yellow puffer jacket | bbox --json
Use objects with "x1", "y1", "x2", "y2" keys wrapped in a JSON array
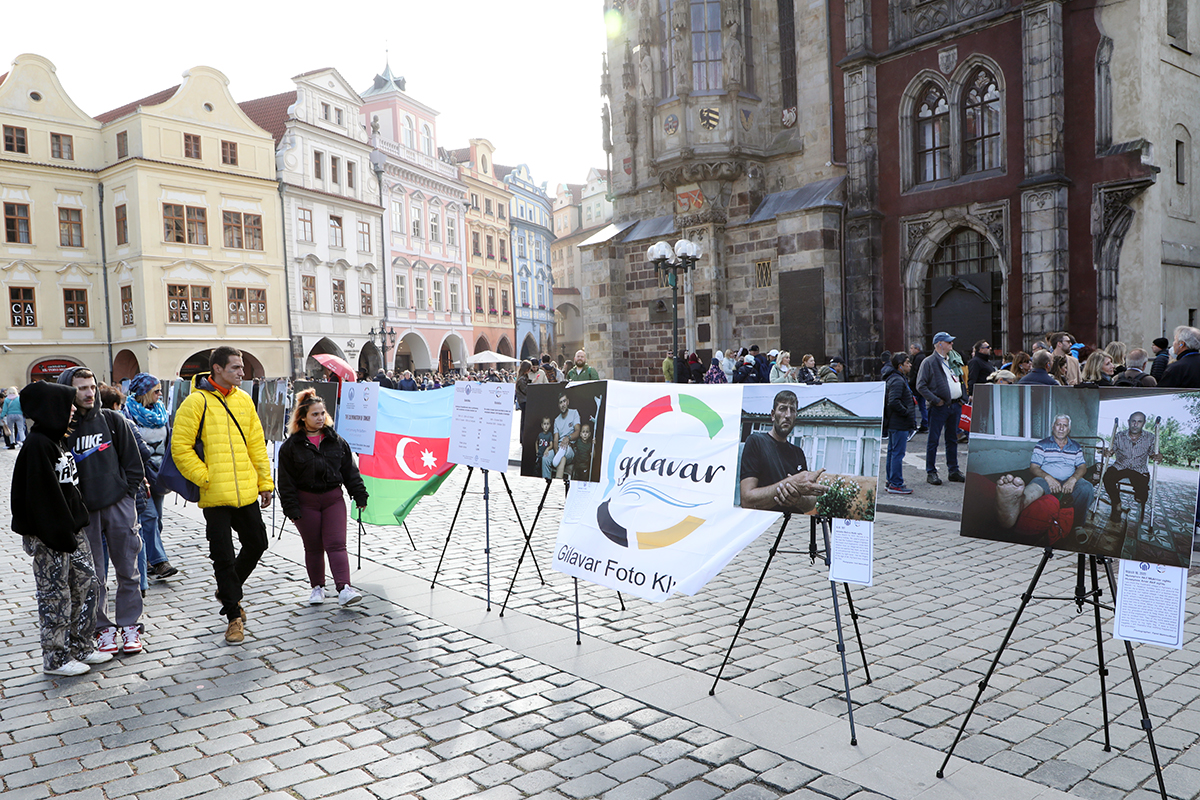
[{"x1": 171, "y1": 373, "x2": 274, "y2": 508}]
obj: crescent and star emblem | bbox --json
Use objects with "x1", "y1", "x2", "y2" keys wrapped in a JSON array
[{"x1": 395, "y1": 437, "x2": 438, "y2": 480}]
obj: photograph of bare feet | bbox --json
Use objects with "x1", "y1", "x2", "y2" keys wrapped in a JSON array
[{"x1": 960, "y1": 386, "x2": 1200, "y2": 568}]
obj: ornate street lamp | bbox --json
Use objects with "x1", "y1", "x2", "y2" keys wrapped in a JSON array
[{"x1": 648, "y1": 238, "x2": 701, "y2": 382}]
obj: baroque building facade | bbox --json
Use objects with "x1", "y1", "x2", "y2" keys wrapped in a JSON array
[
  {"x1": 1, "y1": 54, "x2": 288, "y2": 387},
  {"x1": 241, "y1": 68, "x2": 384, "y2": 380},
  {"x1": 360, "y1": 66, "x2": 470, "y2": 375},
  {"x1": 830, "y1": 0, "x2": 1200, "y2": 358},
  {"x1": 552, "y1": 168, "x2": 613, "y2": 365},
  {"x1": 502, "y1": 163, "x2": 555, "y2": 360},
  {"x1": 584, "y1": 0, "x2": 846, "y2": 380},
  {"x1": 447, "y1": 139, "x2": 516, "y2": 359}
]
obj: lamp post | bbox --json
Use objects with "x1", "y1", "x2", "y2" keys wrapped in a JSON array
[
  {"x1": 370, "y1": 148, "x2": 389, "y2": 371},
  {"x1": 367, "y1": 320, "x2": 396, "y2": 374},
  {"x1": 647, "y1": 238, "x2": 701, "y2": 382}
]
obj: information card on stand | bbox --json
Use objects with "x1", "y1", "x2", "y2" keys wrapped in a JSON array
[
  {"x1": 1113, "y1": 559, "x2": 1187, "y2": 649},
  {"x1": 335, "y1": 381, "x2": 379, "y2": 455},
  {"x1": 828, "y1": 518, "x2": 874, "y2": 586},
  {"x1": 448, "y1": 381, "x2": 515, "y2": 472}
]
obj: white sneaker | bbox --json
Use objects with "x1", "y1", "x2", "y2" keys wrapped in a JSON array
[
  {"x1": 96, "y1": 627, "x2": 119, "y2": 653},
  {"x1": 308, "y1": 586, "x2": 326, "y2": 605},
  {"x1": 80, "y1": 650, "x2": 114, "y2": 665},
  {"x1": 46, "y1": 660, "x2": 90, "y2": 676},
  {"x1": 338, "y1": 586, "x2": 362, "y2": 606},
  {"x1": 120, "y1": 625, "x2": 143, "y2": 654}
]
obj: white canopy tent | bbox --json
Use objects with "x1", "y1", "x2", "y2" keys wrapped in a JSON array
[{"x1": 466, "y1": 350, "x2": 522, "y2": 365}]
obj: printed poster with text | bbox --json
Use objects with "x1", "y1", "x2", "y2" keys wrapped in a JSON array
[{"x1": 552, "y1": 381, "x2": 777, "y2": 601}]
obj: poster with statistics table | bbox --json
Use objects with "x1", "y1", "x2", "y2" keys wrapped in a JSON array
[{"x1": 449, "y1": 382, "x2": 515, "y2": 473}]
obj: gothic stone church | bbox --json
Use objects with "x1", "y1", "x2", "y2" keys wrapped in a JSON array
[{"x1": 583, "y1": 0, "x2": 1199, "y2": 379}]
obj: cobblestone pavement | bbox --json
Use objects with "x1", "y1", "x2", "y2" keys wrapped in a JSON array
[{"x1": 1, "y1": 445, "x2": 1198, "y2": 800}]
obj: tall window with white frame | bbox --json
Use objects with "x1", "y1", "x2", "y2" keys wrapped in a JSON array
[
  {"x1": 433, "y1": 279, "x2": 443, "y2": 312},
  {"x1": 962, "y1": 68, "x2": 1001, "y2": 174},
  {"x1": 358, "y1": 220, "x2": 371, "y2": 252},
  {"x1": 422, "y1": 125, "x2": 433, "y2": 156},
  {"x1": 411, "y1": 207, "x2": 422, "y2": 239},
  {"x1": 430, "y1": 212, "x2": 440, "y2": 243},
  {"x1": 915, "y1": 84, "x2": 949, "y2": 184},
  {"x1": 691, "y1": 0, "x2": 723, "y2": 91},
  {"x1": 391, "y1": 200, "x2": 404, "y2": 235},
  {"x1": 449, "y1": 282, "x2": 459, "y2": 312},
  {"x1": 396, "y1": 274, "x2": 407, "y2": 308},
  {"x1": 415, "y1": 276, "x2": 426, "y2": 309},
  {"x1": 361, "y1": 280, "x2": 373, "y2": 315}
]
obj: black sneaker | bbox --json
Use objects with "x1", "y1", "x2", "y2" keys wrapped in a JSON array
[
  {"x1": 948, "y1": 471, "x2": 966, "y2": 483},
  {"x1": 927, "y1": 473, "x2": 942, "y2": 485}
]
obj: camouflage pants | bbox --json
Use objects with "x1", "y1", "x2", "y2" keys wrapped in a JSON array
[{"x1": 23, "y1": 531, "x2": 100, "y2": 671}]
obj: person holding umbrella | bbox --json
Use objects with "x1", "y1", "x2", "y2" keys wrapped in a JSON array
[{"x1": 277, "y1": 389, "x2": 369, "y2": 606}]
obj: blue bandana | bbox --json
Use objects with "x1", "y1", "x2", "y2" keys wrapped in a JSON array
[{"x1": 125, "y1": 397, "x2": 168, "y2": 429}]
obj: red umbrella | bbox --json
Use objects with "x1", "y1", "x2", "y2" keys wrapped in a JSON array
[{"x1": 312, "y1": 353, "x2": 356, "y2": 382}]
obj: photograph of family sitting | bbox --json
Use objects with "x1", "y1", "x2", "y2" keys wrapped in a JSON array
[
  {"x1": 521, "y1": 383, "x2": 607, "y2": 483},
  {"x1": 961, "y1": 385, "x2": 1200, "y2": 568}
]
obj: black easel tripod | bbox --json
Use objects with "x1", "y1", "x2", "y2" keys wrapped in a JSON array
[
  {"x1": 499, "y1": 477, "x2": 559, "y2": 616},
  {"x1": 431, "y1": 465, "x2": 531, "y2": 611},
  {"x1": 709, "y1": 513, "x2": 872, "y2": 745},
  {"x1": 937, "y1": 548, "x2": 1167, "y2": 800}
]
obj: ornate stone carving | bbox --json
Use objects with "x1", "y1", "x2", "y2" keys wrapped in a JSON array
[
  {"x1": 657, "y1": 160, "x2": 746, "y2": 189},
  {"x1": 622, "y1": 39, "x2": 636, "y2": 92},
  {"x1": 672, "y1": 0, "x2": 692, "y2": 95},
  {"x1": 601, "y1": 52, "x2": 611, "y2": 98},
  {"x1": 890, "y1": 0, "x2": 1005, "y2": 47},
  {"x1": 678, "y1": 208, "x2": 729, "y2": 228},
  {"x1": 1095, "y1": 36, "x2": 1114, "y2": 150},
  {"x1": 722, "y1": 1, "x2": 744, "y2": 91},
  {"x1": 938, "y1": 46, "x2": 957, "y2": 75},
  {"x1": 638, "y1": 44, "x2": 654, "y2": 99},
  {"x1": 624, "y1": 94, "x2": 639, "y2": 143}
]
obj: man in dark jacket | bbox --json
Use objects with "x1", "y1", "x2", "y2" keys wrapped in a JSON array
[
  {"x1": 966, "y1": 340, "x2": 995, "y2": 399},
  {"x1": 1150, "y1": 338, "x2": 1171, "y2": 382},
  {"x1": 883, "y1": 354, "x2": 919, "y2": 494},
  {"x1": 57, "y1": 367, "x2": 145, "y2": 655},
  {"x1": 373, "y1": 369, "x2": 395, "y2": 389},
  {"x1": 750, "y1": 345, "x2": 771, "y2": 384},
  {"x1": 12, "y1": 381, "x2": 111, "y2": 676},
  {"x1": 915, "y1": 332, "x2": 965, "y2": 485},
  {"x1": 1017, "y1": 350, "x2": 1059, "y2": 385},
  {"x1": 1113, "y1": 348, "x2": 1157, "y2": 387},
  {"x1": 1160, "y1": 326, "x2": 1200, "y2": 388}
]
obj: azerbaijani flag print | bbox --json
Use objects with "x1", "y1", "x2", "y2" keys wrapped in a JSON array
[{"x1": 357, "y1": 387, "x2": 455, "y2": 525}]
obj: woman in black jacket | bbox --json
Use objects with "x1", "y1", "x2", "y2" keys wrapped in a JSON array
[{"x1": 278, "y1": 389, "x2": 369, "y2": 606}]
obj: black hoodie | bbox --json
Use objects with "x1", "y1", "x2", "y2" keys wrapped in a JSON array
[
  {"x1": 11, "y1": 382, "x2": 90, "y2": 552},
  {"x1": 56, "y1": 366, "x2": 142, "y2": 509}
]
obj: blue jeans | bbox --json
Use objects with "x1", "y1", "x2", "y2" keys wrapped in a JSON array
[
  {"x1": 887, "y1": 429, "x2": 909, "y2": 488},
  {"x1": 6, "y1": 413, "x2": 25, "y2": 444},
  {"x1": 914, "y1": 395, "x2": 928, "y2": 427},
  {"x1": 926, "y1": 401, "x2": 960, "y2": 474},
  {"x1": 542, "y1": 445, "x2": 574, "y2": 478},
  {"x1": 138, "y1": 491, "x2": 168, "y2": 566},
  {"x1": 1031, "y1": 477, "x2": 1095, "y2": 524}
]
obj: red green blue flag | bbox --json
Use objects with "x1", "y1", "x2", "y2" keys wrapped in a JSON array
[{"x1": 357, "y1": 388, "x2": 455, "y2": 525}]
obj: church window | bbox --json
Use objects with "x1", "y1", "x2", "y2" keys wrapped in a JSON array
[
  {"x1": 962, "y1": 68, "x2": 1001, "y2": 174},
  {"x1": 914, "y1": 83, "x2": 949, "y2": 184},
  {"x1": 691, "y1": 0, "x2": 723, "y2": 91}
]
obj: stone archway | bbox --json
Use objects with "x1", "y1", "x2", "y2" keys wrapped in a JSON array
[
  {"x1": 396, "y1": 332, "x2": 431, "y2": 373},
  {"x1": 438, "y1": 333, "x2": 467, "y2": 374},
  {"x1": 305, "y1": 337, "x2": 347, "y2": 380},
  {"x1": 474, "y1": 334, "x2": 492, "y2": 354},
  {"x1": 112, "y1": 349, "x2": 140, "y2": 383},
  {"x1": 358, "y1": 342, "x2": 382, "y2": 377},
  {"x1": 901, "y1": 203, "x2": 1009, "y2": 351},
  {"x1": 497, "y1": 336, "x2": 514, "y2": 357},
  {"x1": 519, "y1": 334, "x2": 539, "y2": 361}
]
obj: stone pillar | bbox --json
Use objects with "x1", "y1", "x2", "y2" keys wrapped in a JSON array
[
  {"x1": 1020, "y1": 185, "x2": 1069, "y2": 346},
  {"x1": 580, "y1": 242, "x2": 630, "y2": 380},
  {"x1": 1022, "y1": 0, "x2": 1065, "y2": 179},
  {"x1": 1019, "y1": 0, "x2": 1068, "y2": 345},
  {"x1": 841, "y1": 59, "x2": 882, "y2": 376}
]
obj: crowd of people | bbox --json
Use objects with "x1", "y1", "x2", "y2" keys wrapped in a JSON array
[{"x1": 662, "y1": 346, "x2": 847, "y2": 386}]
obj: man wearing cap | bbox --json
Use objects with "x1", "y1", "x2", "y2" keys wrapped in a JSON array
[
  {"x1": 1150, "y1": 337, "x2": 1171, "y2": 382},
  {"x1": 818, "y1": 357, "x2": 844, "y2": 383},
  {"x1": 916, "y1": 332, "x2": 965, "y2": 485}
]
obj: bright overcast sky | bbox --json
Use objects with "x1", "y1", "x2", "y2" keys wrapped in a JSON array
[{"x1": 4, "y1": 0, "x2": 612, "y2": 191}]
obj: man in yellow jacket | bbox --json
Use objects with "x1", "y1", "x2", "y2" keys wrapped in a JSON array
[{"x1": 172, "y1": 346, "x2": 274, "y2": 645}]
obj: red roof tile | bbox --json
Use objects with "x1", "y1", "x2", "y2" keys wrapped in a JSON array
[
  {"x1": 445, "y1": 147, "x2": 471, "y2": 165},
  {"x1": 239, "y1": 91, "x2": 297, "y2": 145},
  {"x1": 94, "y1": 85, "x2": 181, "y2": 123}
]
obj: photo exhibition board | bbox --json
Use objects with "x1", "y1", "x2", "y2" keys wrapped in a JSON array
[
  {"x1": 960, "y1": 385, "x2": 1200, "y2": 568},
  {"x1": 547, "y1": 381, "x2": 884, "y2": 602}
]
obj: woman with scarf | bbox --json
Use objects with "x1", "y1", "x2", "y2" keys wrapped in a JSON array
[{"x1": 124, "y1": 373, "x2": 179, "y2": 584}]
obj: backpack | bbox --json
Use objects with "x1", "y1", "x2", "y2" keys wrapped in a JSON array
[{"x1": 153, "y1": 397, "x2": 206, "y2": 502}]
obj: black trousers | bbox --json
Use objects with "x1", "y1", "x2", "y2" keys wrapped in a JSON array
[
  {"x1": 204, "y1": 503, "x2": 268, "y2": 620},
  {"x1": 1103, "y1": 468, "x2": 1150, "y2": 506}
]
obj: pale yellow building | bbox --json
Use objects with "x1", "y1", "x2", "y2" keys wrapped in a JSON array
[{"x1": 1, "y1": 53, "x2": 288, "y2": 386}]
